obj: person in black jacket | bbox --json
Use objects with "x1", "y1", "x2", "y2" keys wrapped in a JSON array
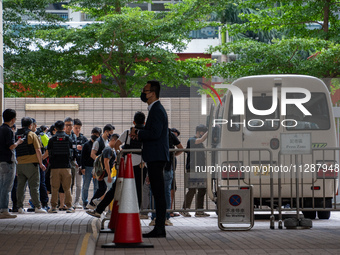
[
  {"x1": 43, "y1": 120, "x2": 74, "y2": 213},
  {"x1": 80, "y1": 127, "x2": 101, "y2": 209},
  {"x1": 0, "y1": 109, "x2": 22, "y2": 219},
  {"x1": 131, "y1": 80, "x2": 169, "y2": 238},
  {"x1": 90, "y1": 124, "x2": 115, "y2": 160}
]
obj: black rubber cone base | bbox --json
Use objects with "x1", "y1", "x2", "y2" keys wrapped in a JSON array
[
  {"x1": 100, "y1": 228, "x2": 115, "y2": 233},
  {"x1": 102, "y1": 242, "x2": 154, "y2": 248},
  {"x1": 284, "y1": 217, "x2": 312, "y2": 229}
]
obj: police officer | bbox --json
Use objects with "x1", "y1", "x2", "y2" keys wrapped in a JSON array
[
  {"x1": 43, "y1": 120, "x2": 74, "y2": 213},
  {"x1": 16, "y1": 117, "x2": 47, "y2": 214}
]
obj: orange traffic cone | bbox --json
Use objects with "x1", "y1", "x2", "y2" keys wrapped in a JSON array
[
  {"x1": 102, "y1": 154, "x2": 153, "y2": 248},
  {"x1": 100, "y1": 157, "x2": 125, "y2": 233}
]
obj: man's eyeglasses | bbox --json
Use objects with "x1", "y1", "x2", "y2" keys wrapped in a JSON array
[{"x1": 65, "y1": 124, "x2": 73, "y2": 127}]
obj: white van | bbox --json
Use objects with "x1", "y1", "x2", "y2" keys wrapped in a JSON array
[{"x1": 208, "y1": 75, "x2": 338, "y2": 219}]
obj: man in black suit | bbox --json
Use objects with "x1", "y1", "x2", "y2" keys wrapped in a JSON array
[{"x1": 131, "y1": 80, "x2": 169, "y2": 238}]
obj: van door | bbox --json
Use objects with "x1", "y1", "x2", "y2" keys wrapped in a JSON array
[
  {"x1": 281, "y1": 92, "x2": 333, "y2": 185},
  {"x1": 242, "y1": 92, "x2": 283, "y2": 185},
  {"x1": 219, "y1": 94, "x2": 245, "y2": 185}
]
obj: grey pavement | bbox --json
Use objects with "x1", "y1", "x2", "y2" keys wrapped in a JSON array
[
  {"x1": 3, "y1": 210, "x2": 340, "y2": 255},
  {"x1": 0, "y1": 210, "x2": 99, "y2": 255},
  {"x1": 96, "y1": 211, "x2": 340, "y2": 255}
]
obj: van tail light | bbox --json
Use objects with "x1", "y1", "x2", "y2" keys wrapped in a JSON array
[
  {"x1": 240, "y1": 187, "x2": 250, "y2": 190},
  {"x1": 221, "y1": 161, "x2": 244, "y2": 180},
  {"x1": 270, "y1": 138, "x2": 279, "y2": 150},
  {"x1": 316, "y1": 161, "x2": 338, "y2": 179}
]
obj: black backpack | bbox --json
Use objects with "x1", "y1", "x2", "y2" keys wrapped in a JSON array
[
  {"x1": 96, "y1": 136, "x2": 106, "y2": 156},
  {"x1": 15, "y1": 129, "x2": 35, "y2": 157},
  {"x1": 50, "y1": 134, "x2": 72, "y2": 159},
  {"x1": 122, "y1": 129, "x2": 143, "y2": 155}
]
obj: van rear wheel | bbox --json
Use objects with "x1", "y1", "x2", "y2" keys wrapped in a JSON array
[
  {"x1": 302, "y1": 211, "x2": 316, "y2": 220},
  {"x1": 317, "y1": 211, "x2": 331, "y2": 220}
]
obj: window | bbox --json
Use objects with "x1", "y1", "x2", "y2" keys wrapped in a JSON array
[
  {"x1": 128, "y1": 3, "x2": 149, "y2": 11},
  {"x1": 228, "y1": 96, "x2": 241, "y2": 131},
  {"x1": 286, "y1": 93, "x2": 330, "y2": 130},
  {"x1": 57, "y1": 14, "x2": 69, "y2": 20},
  {"x1": 47, "y1": 3, "x2": 68, "y2": 11},
  {"x1": 151, "y1": 3, "x2": 168, "y2": 11},
  {"x1": 189, "y1": 26, "x2": 219, "y2": 39},
  {"x1": 246, "y1": 96, "x2": 280, "y2": 131}
]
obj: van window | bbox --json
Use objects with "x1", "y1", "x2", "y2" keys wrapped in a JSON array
[
  {"x1": 246, "y1": 96, "x2": 280, "y2": 131},
  {"x1": 220, "y1": 96, "x2": 226, "y2": 119},
  {"x1": 212, "y1": 96, "x2": 225, "y2": 147},
  {"x1": 286, "y1": 93, "x2": 330, "y2": 130},
  {"x1": 215, "y1": 95, "x2": 226, "y2": 119},
  {"x1": 228, "y1": 96, "x2": 241, "y2": 131}
]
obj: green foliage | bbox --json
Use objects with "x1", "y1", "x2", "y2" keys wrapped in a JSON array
[
  {"x1": 3, "y1": 0, "x2": 68, "y2": 97},
  {"x1": 230, "y1": 0, "x2": 340, "y2": 41},
  {"x1": 210, "y1": 0, "x2": 340, "y2": 85},
  {"x1": 209, "y1": 38, "x2": 340, "y2": 83},
  {"x1": 217, "y1": 0, "x2": 283, "y2": 43},
  {"x1": 331, "y1": 79, "x2": 340, "y2": 95},
  {"x1": 5, "y1": 0, "x2": 223, "y2": 97}
]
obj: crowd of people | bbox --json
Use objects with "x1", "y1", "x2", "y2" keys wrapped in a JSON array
[{"x1": 0, "y1": 80, "x2": 209, "y2": 238}]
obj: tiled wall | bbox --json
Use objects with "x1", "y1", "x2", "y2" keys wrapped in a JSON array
[{"x1": 5, "y1": 97, "x2": 215, "y2": 211}]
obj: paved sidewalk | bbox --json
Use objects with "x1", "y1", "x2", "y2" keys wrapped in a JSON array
[
  {"x1": 0, "y1": 210, "x2": 99, "y2": 255},
  {"x1": 96, "y1": 212, "x2": 340, "y2": 255},
  {"x1": 3, "y1": 210, "x2": 340, "y2": 255}
]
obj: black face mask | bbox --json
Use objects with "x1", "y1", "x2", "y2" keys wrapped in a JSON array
[
  {"x1": 91, "y1": 135, "x2": 99, "y2": 141},
  {"x1": 140, "y1": 92, "x2": 148, "y2": 103},
  {"x1": 107, "y1": 134, "x2": 112, "y2": 140}
]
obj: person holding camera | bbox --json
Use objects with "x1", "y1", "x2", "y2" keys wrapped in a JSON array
[{"x1": 181, "y1": 124, "x2": 209, "y2": 217}]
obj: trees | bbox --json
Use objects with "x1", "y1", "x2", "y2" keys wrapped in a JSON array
[
  {"x1": 217, "y1": 0, "x2": 283, "y2": 43},
  {"x1": 210, "y1": 0, "x2": 340, "y2": 88},
  {"x1": 230, "y1": 0, "x2": 340, "y2": 41},
  {"x1": 3, "y1": 0, "x2": 63, "y2": 97},
  {"x1": 5, "y1": 0, "x2": 222, "y2": 97},
  {"x1": 210, "y1": 38, "x2": 339, "y2": 80}
]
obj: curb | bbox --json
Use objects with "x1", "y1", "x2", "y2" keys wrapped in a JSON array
[{"x1": 76, "y1": 218, "x2": 101, "y2": 255}]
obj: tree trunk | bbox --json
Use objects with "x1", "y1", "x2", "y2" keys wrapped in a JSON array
[
  {"x1": 115, "y1": 0, "x2": 121, "y2": 13},
  {"x1": 118, "y1": 76, "x2": 128, "y2": 97},
  {"x1": 322, "y1": 0, "x2": 330, "y2": 38}
]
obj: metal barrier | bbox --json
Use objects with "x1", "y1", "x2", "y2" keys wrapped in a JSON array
[
  {"x1": 115, "y1": 146, "x2": 340, "y2": 230},
  {"x1": 275, "y1": 147, "x2": 340, "y2": 229},
  {"x1": 116, "y1": 148, "x2": 217, "y2": 216},
  {"x1": 116, "y1": 147, "x2": 272, "y2": 230}
]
